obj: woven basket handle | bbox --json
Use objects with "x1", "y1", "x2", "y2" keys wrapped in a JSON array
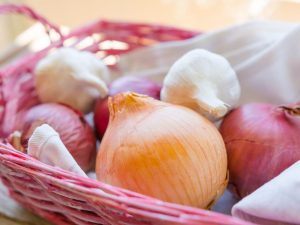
[
  {"x1": 0, "y1": 4, "x2": 64, "y2": 137},
  {"x1": 0, "y1": 3, "x2": 63, "y2": 39}
]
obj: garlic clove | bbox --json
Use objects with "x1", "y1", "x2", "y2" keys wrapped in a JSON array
[
  {"x1": 19, "y1": 103, "x2": 96, "y2": 172},
  {"x1": 28, "y1": 124, "x2": 87, "y2": 177},
  {"x1": 194, "y1": 89, "x2": 229, "y2": 120},
  {"x1": 35, "y1": 47, "x2": 110, "y2": 114},
  {"x1": 161, "y1": 49, "x2": 241, "y2": 121},
  {"x1": 80, "y1": 72, "x2": 108, "y2": 98}
]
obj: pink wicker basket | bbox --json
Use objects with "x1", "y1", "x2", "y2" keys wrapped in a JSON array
[{"x1": 0, "y1": 4, "x2": 253, "y2": 225}]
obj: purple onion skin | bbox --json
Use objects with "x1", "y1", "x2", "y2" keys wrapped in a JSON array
[
  {"x1": 220, "y1": 103, "x2": 300, "y2": 198},
  {"x1": 94, "y1": 76, "x2": 161, "y2": 138},
  {"x1": 19, "y1": 103, "x2": 96, "y2": 172},
  {"x1": 109, "y1": 76, "x2": 161, "y2": 99}
]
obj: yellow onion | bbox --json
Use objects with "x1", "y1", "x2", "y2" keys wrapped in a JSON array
[{"x1": 96, "y1": 92, "x2": 228, "y2": 208}]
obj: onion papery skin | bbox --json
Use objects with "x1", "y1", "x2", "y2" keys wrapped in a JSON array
[
  {"x1": 220, "y1": 103, "x2": 300, "y2": 198},
  {"x1": 19, "y1": 103, "x2": 96, "y2": 172},
  {"x1": 96, "y1": 92, "x2": 228, "y2": 208},
  {"x1": 94, "y1": 76, "x2": 161, "y2": 138}
]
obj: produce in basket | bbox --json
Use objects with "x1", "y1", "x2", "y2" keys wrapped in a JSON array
[
  {"x1": 0, "y1": 4, "x2": 254, "y2": 225},
  {"x1": 13, "y1": 103, "x2": 96, "y2": 172},
  {"x1": 96, "y1": 92, "x2": 228, "y2": 209},
  {"x1": 94, "y1": 76, "x2": 161, "y2": 137},
  {"x1": 220, "y1": 102, "x2": 300, "y2": 198},
  {"x1": 161, "y1": 49, "x2": 241, "y2": 121},
  {"x1": 35, "y1": 47, "x2": 110, "y2": 114}
]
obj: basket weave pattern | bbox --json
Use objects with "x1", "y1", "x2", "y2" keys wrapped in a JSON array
[{"x1": 0, "y1": 4, "x2": 251, "y2": 225}]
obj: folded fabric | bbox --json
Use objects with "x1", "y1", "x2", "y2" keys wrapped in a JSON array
[
  {"x1": 232, "y1": 161, "x2": 300, "y2": 225},
  {"x1": 28, "y1": 124, "x2": 87, "y2": 177},
  {"x1": 118, "y1": 21, "x2": 300, "y2": 105}
]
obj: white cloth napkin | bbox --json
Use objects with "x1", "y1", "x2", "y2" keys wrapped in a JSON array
[
  {"x1": 118, "y1": 21, "x2": 300, "y2": 105},
  {"x1": 232, "y1": 161, "x2": 300, "y2": 225}
]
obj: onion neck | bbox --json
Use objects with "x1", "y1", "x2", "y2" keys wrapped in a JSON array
[
  {"x1": 8, "y1": 131, "x2": 25, "y2": 152},
  {"x1": 278, "y1": 105, "x2": 300, "y2": 117},
  {"x1": 108, "y1": 92, "x2": 159, "y2": 119}
]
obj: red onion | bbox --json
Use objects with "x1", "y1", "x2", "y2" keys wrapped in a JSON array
[
  {"x1": 220, "y1": 102, "x2": 300, "y2": 198},
  {"x1": 94, "y1": 98, "x2": 109, "y2": 138},
  {"x1": 94, "y1": 76, "x2": 161, "y2": 138},
  {"x1": 17, "y1": 103, "x2": 96, "y2": 172}
]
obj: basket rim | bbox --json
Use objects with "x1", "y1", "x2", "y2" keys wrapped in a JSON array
[
  {"x1": 0, "y1": 143, "x2": 252, "y2": 225},
  {"x1": 0, "y1": 18, "x2": 198, "y2": 80}
]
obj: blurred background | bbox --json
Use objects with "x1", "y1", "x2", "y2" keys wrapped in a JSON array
[
  {"x1": 1, "y1": 0, "x2": 300, "y2": 49},
  {"x1": 0, "y1": 1, "x2": 300, "y2": 224}
]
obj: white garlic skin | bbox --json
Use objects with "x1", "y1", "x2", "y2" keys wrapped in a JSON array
[
  {"x1": 35, "y1": 48, "x2": 110, "y2": 114},
  {"x1": 161, "y1": 49, "x2": 241, "y2": 121}
]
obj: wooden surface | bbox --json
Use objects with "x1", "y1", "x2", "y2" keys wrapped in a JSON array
[{"x1": 0, "y1": 215, "x2": 31, "y2": 225}]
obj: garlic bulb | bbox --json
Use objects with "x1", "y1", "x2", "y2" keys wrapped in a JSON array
[
  {"x1": 161, "y1": 49, "x2": 241, "y2": 121},
  {"x1": 35, "y1": 48, "x2": 110, "y2": 113},
  {"x1": 96, "y1": 92, "x2": 228, "y2": 208}
]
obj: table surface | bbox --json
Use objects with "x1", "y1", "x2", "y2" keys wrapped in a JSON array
[{"x1": 0, "y1": 216, "x2": 27, "y2": 225}]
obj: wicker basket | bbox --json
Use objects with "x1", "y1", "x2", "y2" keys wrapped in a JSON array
[{"x1": 0, "y1": 4, "x2": 252, "y2": 225}]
